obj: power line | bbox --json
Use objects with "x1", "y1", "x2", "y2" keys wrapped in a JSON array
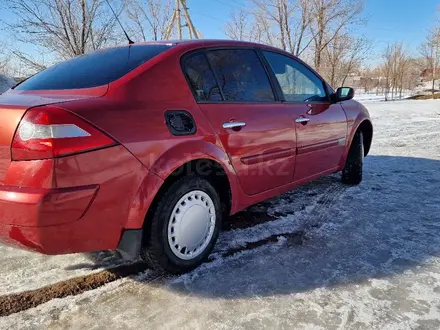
[
  {"x1": 212, "y1": 0, "x2": 245, "y2": 9},
  {"x1": 229, "y1": 0, "x2": 247, "y2": 7},
  {"x1": 191, "y1": 11, "x2": 225, "y2": 22}
]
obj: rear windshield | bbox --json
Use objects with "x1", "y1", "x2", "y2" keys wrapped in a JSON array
[{"x1": 16, "y1": 44, "x2": 173, "y2": 90}]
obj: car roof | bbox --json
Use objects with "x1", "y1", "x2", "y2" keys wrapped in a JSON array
[
  {"x1": 135, "y1": 39, "x2": 264, "y2": 46},
  {"x1": 110, "y1": 39, "x2": 281, "y2": 52}
]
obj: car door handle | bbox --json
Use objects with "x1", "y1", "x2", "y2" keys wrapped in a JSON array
[
  {"x1": 222, "y1": 122, "x2": 246, "y2": 129},
  {"x1": 295, "y1": 117, "x2": 310, "y2": 124}
]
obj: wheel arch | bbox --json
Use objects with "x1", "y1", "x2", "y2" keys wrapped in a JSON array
[
  {"x1": 340, "y1": 118, "x2": 373, "y2": 169},
  {"x1": 149, "y1": 157, "x2": 234, "y2": 220},
  {"x1": 139, "y1": 157, "x2": 235, "y2": 253},
  {"x1": 356, "y1": 119, "x2": 373, "y2": 156},
  {"x1": 125, "y1": 140, "x2": 240, "y2": 231}
]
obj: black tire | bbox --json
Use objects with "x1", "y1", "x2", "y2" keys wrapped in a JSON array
[
  {"x1": 342, "y1": 131, "x2": 364, "y2": 185},
  {"x1": 140, "y1": 175, "x2": 222, "y2": 274}
]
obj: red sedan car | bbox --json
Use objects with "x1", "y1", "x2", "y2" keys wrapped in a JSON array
[{"x1": 0, "y1": 40, "x2": 372, "y2": 273}]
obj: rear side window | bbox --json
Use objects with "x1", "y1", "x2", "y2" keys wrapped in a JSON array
[
  {"x1": 206, "y1": 49, "x2": 275, "y2": 102},
  {"x1": 183, "y1": 53, "x2": 222, "y2": 101},
  {"x1": 16, "y1": 45, "x2": 172, "y2": 90}
]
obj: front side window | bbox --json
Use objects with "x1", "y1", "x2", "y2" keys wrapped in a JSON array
[
  {"x1": 263, "y1": 51, "x2": 327, "y2": 102},
  {"x1": 206, "y1": 49, "x2": 275, "y2": 102},
  {"x1": 182, "y1": 53, "x2": 222, "y2": 101}
]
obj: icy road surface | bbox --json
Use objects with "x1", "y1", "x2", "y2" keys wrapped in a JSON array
[{"x1": 2, "y1": 99, "x2": 440, "y2": 329}]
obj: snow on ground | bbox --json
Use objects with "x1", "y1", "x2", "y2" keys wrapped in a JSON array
[
  {"x1": 354, "y1": 91, "x2": 412, "y2": 102},
  {"x1": 2, "y1": 99, "x2": 440, "y2": 329},
  {"x1": 354, "y1": 93, "x2": 387, "y2": 102},
  {"x1": 0, "y1": 247, "x2": 125, "y2": 295}
]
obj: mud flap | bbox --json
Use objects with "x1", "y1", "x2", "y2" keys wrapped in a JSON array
[{"x1": 116, "y1": 229, "x2": 143, "y2": 260}]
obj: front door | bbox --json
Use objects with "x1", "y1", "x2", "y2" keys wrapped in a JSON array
[
  {"x1": 262, "y1": 51, "x2": 348, "y2": 181},
  {"x1": 182, "y1": 48, "x2": 297, "y2": 195}
]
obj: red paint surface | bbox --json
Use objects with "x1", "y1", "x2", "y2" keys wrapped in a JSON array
[{"x1": 0, "y1": 40, "x2": 372, "y2": 255}]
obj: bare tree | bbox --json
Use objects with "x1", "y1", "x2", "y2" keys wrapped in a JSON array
[
  {"x1": 402, "y1": 58, "x2": 421, "y2": 93},
  {"x1": 381, "y1": 43, "x2": 410, "y2": 101},
  {"x1": 420, "y1": 27, "x2": 440, "y2": 95},
  {"x1": 225, "y1": 9, "x2": 250, "y2": 41},
  {"x1": 252, "y1": 10, "x2": 276, "y2": 44},
  {"x1": 4, "y1": 0, "x2": 120, "y2": 66},
  {"x1": 0, "y1": 43, "x2": 10, "y2": 75},
  {"x1": 309, "y1": 0, "x2": 365, "y2": 71},
  {"x1": 359, "y1": 67, "x2": 371, "y2": 92},
  {"x1": 293, "y1": 0, "x2": 314, "y2": 56},
  {"x1": 225, "y1": 0, "x2": 365, "y2": 67},
  {"x1": 256, "y1": 0, "x2": 314, "y2": 56},
  {"x1": 322, "y1": 32, "x2": 370, "y2": 87},
  {"x1": 12, "y1": 50, "x2": 48, "y2": 72},
  {"x1": 125, "y1": 0, "x2": 172, "y2": 41},
  {"x1": 226, "y1": 0, "x2": 313, "y2": 56},
  {"x1": 395, "y1": 48, "x2": 409, "y2": 99},
  {"x1": 381, "y1": 44, "x2": 394, "y2": 101}
]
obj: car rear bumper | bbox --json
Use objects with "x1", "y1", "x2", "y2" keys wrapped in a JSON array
[
  {"x1": 0, "y1": 184, "x2": 100, "y2": 253},
  {"x1": 0, "y1": 145, "x2": 163, "y2": 256}
]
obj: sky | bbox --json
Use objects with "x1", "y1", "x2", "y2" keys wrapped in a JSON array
[
  {"x1": 187, "y1": 0, "x2": 440, "y2": 64},
  {"x1": 0, "y1": 0, "x2": 439, "y2": 71}
]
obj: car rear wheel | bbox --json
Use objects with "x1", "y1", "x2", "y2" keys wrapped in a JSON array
[
  {"x1": 342, "y1": 131, "x2": 364, "y2": 185},
  {"x1": 141, "y1": 176, "x2": 222, "y2": 274}
]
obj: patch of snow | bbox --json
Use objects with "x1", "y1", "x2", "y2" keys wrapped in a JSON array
[
  {"x1": 0, "y1": 247, "x2": 125, "y2": 295},
  {"x1": 354, "y1": 92, "x2": 413, "y2": 102}
]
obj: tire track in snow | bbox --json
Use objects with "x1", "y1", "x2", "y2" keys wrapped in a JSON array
[
  {"x1": 300, "y1": 181, "x2": 347, "y2": 232},
  {"x1": 212, "y1": 178, "x2": 346, "y2": 256},
  {"x1": 172, "y1": 181, "x2": 348, "y2": 285}
]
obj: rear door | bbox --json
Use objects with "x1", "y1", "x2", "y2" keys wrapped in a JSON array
[
  {"x1": 262, "y1": 51, "x2": 348, "y2": 181},
  {"x1": 182, "y1": 48, "x2": 296, "y2": 195}
]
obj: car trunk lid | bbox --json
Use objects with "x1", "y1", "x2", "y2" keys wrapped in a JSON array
[{"x1": 0, "y1": 89, "x2": 105, "y2": 184}]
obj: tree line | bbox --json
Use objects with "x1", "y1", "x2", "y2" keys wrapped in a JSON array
[
  {"x1": 0, "y1": 0, "x2": 174, "y2": 73},
  {"x1": 225, "y1": 0, "x2": 370, "y2": 88}
]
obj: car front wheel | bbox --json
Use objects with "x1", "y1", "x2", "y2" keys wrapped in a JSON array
[
  {"x1": 342, "y1": 131, "x2": 364, "y2": 185},
  {"x1": 141, "y1": 176, "x2": 222, "y2": 274}
]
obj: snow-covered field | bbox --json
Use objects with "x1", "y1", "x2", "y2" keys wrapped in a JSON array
[
  {"x1": 2, "y1": 99, "x2": 440, "y2": 329},
  {"x1": 354, "y1": 92, "x2": 413, "y2": 102}
]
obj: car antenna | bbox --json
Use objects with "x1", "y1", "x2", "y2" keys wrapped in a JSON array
[{"x1": 104, "y1": 0, "x2": 134, "y2": 45}]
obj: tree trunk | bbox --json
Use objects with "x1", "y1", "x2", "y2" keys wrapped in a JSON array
[
  {"x1": 277, "y1": 1, "x2": 287, "y2": 50},
  {"x1": 433, "y1": 56, "x2": 436, "y2": 96}
]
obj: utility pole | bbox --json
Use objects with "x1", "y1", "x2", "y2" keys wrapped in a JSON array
[
  {"x1": 164, "y1": 0, "x2": 201, "y2": 40},
  {"x1": 176, "y1": 0, "x2": 182, "y2": 40}
]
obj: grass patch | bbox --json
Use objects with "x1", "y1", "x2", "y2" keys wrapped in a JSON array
[{"x1": 407, "y1": 94, "x2": 440, "y2": 100}]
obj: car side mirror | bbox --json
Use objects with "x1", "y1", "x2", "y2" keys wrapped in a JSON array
[{"x1": 333, "y1": 87, "x2": 355, "y2": 103}]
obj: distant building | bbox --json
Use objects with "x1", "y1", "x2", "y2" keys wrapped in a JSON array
[{"x1": 420, "y1": 68, "x2": 434, "y2": 83}]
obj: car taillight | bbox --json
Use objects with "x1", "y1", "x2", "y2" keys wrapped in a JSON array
[{"x1": 12, "y1": 105, "x2": 117, "y2": 161}]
